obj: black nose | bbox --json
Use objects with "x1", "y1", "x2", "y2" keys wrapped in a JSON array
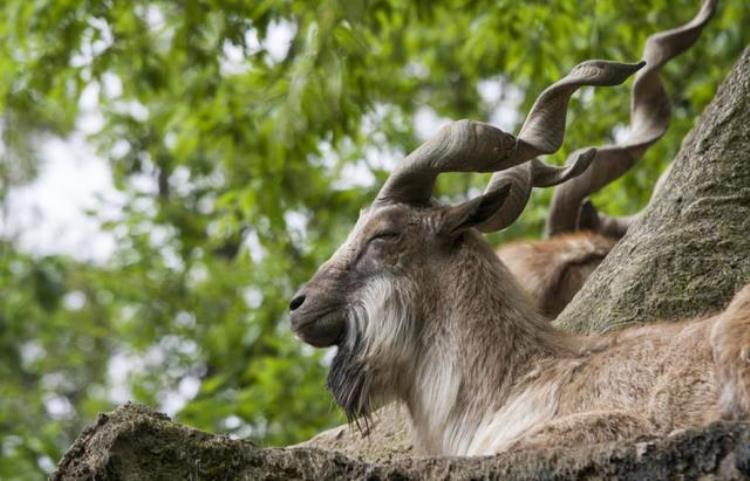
[{"x1": 289, "y1": 295, "x2": 306, "y2": 311}]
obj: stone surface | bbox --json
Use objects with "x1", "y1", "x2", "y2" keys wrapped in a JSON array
[
  {"x1": 51, "y1": 403, "x2": 750, "y2": 481},
  {"x1": 292, "y1": 403, "x2": 413, "y2": 463}
]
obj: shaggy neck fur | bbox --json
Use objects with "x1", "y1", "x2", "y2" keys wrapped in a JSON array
[{"x1": 406, "y1": 232, "x2": 577, "y2": 454}]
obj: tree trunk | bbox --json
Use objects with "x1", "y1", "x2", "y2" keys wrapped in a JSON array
[
  {"x1": 555, "y1": 49, "x2": 750, "y2": 333},
  {"x1": 53, "y1": 47, "x2": 750, "y2": 480}
]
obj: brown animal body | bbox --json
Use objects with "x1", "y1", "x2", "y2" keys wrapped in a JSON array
[
  {"x1": 508, "y1": 284, "x2": 750, "y2": 451},
  {"x1": 496, "y1": 232, "x2": 615, "y2": 318}
]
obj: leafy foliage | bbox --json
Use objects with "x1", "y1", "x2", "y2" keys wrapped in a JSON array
[{"x1": 0, "y1": 1, "x2": 747, "y2": 479}]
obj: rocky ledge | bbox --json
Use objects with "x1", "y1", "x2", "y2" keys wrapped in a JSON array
[{"x1": 52, "y1": 403, "x2": 750, "y2": 481}]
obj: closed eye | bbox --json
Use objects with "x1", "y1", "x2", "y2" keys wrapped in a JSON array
[
  {"x1": 351, "y1": 230, "x2": 401, "y2": 267},
  {"x1": 369, "y1": 231, "x2": 400, "y2": 243}
]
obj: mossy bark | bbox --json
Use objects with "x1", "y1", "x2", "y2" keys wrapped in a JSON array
[{"x1": 54, "y1": 48, "x2": 750, "y2": 480}]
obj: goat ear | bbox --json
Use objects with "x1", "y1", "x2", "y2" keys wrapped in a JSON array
[
  {"x1": 576, "y1": 199, "x2": 602, "y2": 232},
  {"x1": 439, "y1": 183, "x2": 512, "y2": 235}
]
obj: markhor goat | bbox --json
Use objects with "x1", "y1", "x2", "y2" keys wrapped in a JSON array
[
  {"x1": 498, "y1": 0, "x2": 716, "y2": 318},
  {"x1": 290, "y1": 3, "x2": 750, "y2": 457}
]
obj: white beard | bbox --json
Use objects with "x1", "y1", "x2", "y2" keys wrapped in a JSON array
[{"x1": 328, "y1": 277, "x2": 417, "y2": 425}]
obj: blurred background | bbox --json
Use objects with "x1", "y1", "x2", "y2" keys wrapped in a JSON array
[{"x1": 1, "y1": 0, "x2": 747, "y2": 478}]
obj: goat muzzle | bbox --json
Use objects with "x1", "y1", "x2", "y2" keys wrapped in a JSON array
[{"x1": 289, "y1": 289, "x2": 346, "y2": 347}]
